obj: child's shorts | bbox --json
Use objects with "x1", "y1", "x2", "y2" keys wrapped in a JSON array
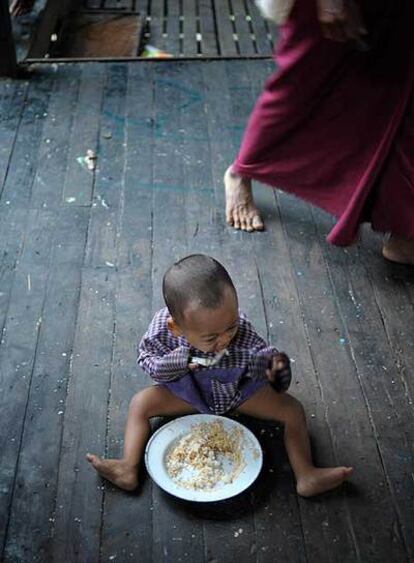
[{"x1": 162, "y1": 367, "x2": 269, "y2": 415}]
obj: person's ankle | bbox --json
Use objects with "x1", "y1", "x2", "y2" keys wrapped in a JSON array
[
  {"x1": 122, "y1": 459, "x2": 139, "y2": 469},
  {"x1": 294, "y1": 465, "x2": 315, "y2": 482}
]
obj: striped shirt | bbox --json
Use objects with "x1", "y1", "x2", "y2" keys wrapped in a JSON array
[{"x1": 137, "y1": 307, "x2": 279, "y2": 384}]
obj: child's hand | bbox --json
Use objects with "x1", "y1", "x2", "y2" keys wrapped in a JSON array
[
  {"x1": 188, "y1": 362, "x2": 199, "y2": 371},
  {"x1": 266, "y1": 352, "x2": 291, "y2": 392}
]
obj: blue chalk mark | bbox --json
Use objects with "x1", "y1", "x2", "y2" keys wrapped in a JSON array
[{"x1": 155, "y1": 78, "x2": 204, "y2": 110}]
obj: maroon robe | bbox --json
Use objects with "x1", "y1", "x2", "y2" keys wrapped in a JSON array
[{"x1": 233, "y1": 0, "x2": 414, "y2": 245}]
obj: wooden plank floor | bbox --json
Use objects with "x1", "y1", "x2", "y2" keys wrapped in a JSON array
[
  {"x1": 22, "y1": 0, "x2": 275, "y2": 60},
  {"x1": 0, "y1": 60, "x2": 413, "y2": 563},
  {"x1": 79, "y1": 0, "x2": 276, "y2": 56}
]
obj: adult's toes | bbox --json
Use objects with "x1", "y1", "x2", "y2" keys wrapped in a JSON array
[
  {"x1": 233, "y1": 211, "x2": 241, "y2": 230},
  {"x1": 244, "y1": 215, "x2": 254, "y2": 232},
  {"x1": 252, "y1": 214, "x2": 264, "y2": 231},
  {"x1": 86, "y1": 453, "x2": 100, "y2": 467},
  {"x1": 226, "y1": 209, "x2": 234, "y2": 226},
  {"x1": 240, "y1": 214, "x2": 248, "y2": 231}
]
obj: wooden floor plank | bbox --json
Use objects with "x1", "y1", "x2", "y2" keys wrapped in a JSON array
[
  {"x1": 245, "y1": 0, "x2": 273, "y2": 56},
  {"x1": 59, "y1": 13, "x2": 142, "y2": 58},
  {"x1": 30, "y1": 65, "x2": 81, "y2": 208},
  {"x1": 62, "y1": 64, "x2": 105, "y2": 207},
  {"x1": 51, "y1": 268, "x2": 117, "y2": 563},
  {"x1": 3, "y1": 207, "x2": 89, "y2": 562},
  {"x1": 358, "y1": 232, "x2": 414, "y2": 401},
  {"x1": 84, "y1": 64, "x2": 128, "y2": 268},
  {"x1": 311, "y1": 211, "x2": 414, "y2": 559},
  {"x1": 147, "y1": 0, "x2": 165, "y2": 51},
  {"x1": 275, "y1": 191, "x2": 409, "y2": 562},
  {"x1": 52, "y1": 64, "x2": 128, "y2": 561},
  {"x1": 249, "y1": 196, "x2": 358, "y2": 563},
  {"x1": 0, "y1": 206, "x2": 29, "y2": 341},
  {"x1": 99, "y1": 62, "x2": 155, "y2": 563},
  {"x1": 163, "y1": 0, "x2": 180, "y2": 56},
  {"x1": 0, "y1": 71, "x2": 54, "y2": 207},
  {"x1": 231, "y1": 0, "x2": 256, "y2": 56},
  {"x1": 99, "y1": 273, "x2": 154, "y2": 562},
  {"x1": 150, "y1": 62, "x2": 204, "y2": 563},
  {"x1": 0, "y1": 79, "x2": 29, "y2": 195},
  {"x1": 198, "y1": 0, "x2": 218, "y2": 55},
  {"x1": 213, "y1": 0, "x2": 238, "y2": 56},
  {"x1": 116, "y1": 63, "x2": 154, "y2": 271},
  {"x1": 182, "y1": 0, "x2": 198, "y2": 56},
  {"x1": 264, "y1": 17, "x2": 277, "y2": 49},
  {"x1": 0, "y1": 209, "x2": 57, "y2": 555}
]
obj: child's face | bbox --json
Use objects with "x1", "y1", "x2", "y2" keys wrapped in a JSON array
[{"x1": 169, "y1": 288, "x2": 239, "y2": 353}]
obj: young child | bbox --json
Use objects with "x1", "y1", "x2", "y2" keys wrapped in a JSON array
[{"x1": 87, "y1": 254, "x2": 353, "y2": 496}]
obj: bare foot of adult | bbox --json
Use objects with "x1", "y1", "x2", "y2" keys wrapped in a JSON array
[
  {"x1": 10, "y1": 0, "x2": 35, "y2": 17},
  {"x1": 382, "y1": 235, "x2": 414, "y2": 266},
  {"x1": 86, "y1": 453, "x2": 138, "y2": 491},
  {"x1": 224, "y1": 166, "x2": 264, "y2": 232},
  {"x1": 296, "y1": 466, "x2": 353, "y2": 497}
]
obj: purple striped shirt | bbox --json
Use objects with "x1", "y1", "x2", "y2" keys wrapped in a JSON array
[{"x1": 137, "y1": 308, "x2": 278, "y2": 383}]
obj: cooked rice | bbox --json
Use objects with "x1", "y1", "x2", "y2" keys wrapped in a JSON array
[{"x1": 165, "y1": 420, "x2": 245, "y2": 490}]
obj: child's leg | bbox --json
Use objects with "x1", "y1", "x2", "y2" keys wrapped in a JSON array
[
  {"x1": 86, "y1": 385, "x2": 196, "y2": 490},
  {"x1": 237, "y1": 385, "x2": 353, "y2": 497}
]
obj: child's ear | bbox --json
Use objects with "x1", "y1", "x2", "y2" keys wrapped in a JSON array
[{"x1": 167, "y1": 316, "x2": 182, "y2": 337}]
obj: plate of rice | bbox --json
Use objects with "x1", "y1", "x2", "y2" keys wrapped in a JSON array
[{"x1": 144, "y1": 414, "x2": 263, "y2": 502}]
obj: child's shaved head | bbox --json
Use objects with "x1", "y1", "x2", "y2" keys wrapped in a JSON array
[{"x1": 162, "y1": 254, "x2": 237, "y2": 324}]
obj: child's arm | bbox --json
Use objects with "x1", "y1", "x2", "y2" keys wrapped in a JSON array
[
  {"x1": 137, "y1": 336, "x2": 191, "y2": 383},
  {"x1": 233, "y1": 315, "x2": 292, "y2": 392},
  {"x1": 265, "y1": 352, "x2": 292, "y2": 392}
]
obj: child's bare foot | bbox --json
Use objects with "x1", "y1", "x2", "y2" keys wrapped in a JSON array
[
  {"x1": 296, "y1": 466, "x2": 353, "y2": 497},
  {"x1": 382, "y1": 235, "x2": 414, "y2": 265},
  {"x1": 224, "y1": 166, "x2": 264, "y2": 232},
  {"x1": 86, "y1": 453, "x2": 138, "y2": 491}
]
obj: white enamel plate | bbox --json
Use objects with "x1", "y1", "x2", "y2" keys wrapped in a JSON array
[{"x1": 144, "y1": 414, "x2": 263, "y2": 502}]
